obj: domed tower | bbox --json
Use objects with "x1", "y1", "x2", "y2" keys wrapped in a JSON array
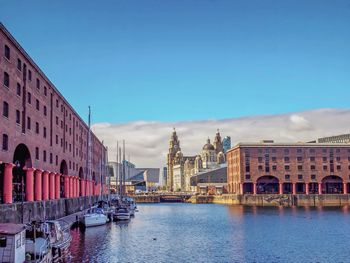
[
  {"x1": 213, "y1": 129, "x2": 224, "y2": 154},
  {"x1": 167, "y1": 128, "x2": 181, "y2": 191},
  {"x1": 201, "y1": 138, "x2": 216, "y2": 169}
]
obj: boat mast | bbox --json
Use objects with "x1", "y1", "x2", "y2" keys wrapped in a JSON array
[
  {"x1": 123, "y1": 140, "x2": 126, "y2": 197},
  {"x1": 87, "y1": 106, "x2": 92, "y2": 204}
]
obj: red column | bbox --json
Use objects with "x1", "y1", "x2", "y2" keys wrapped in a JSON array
[
  {"x1": 240, "y1": 183, "x2": 243, "y2": 194},
  {"x1": 73, "y1": 177, "x2": 76, "y2": 197},
  {"x1": 25, "y1": 168, "x2": 35, "y2": 202},
  {"x1": 305, "y1": 183, "x2": 309, "y2": 195},
  {"x1": 77, "y1": 178, "x2": 80, "y2": 197},
  {"x1": 76, "y1": 178, "x2": 79, "y2": 197},
  {"x1": 318, "y1": 183, "x2": 322, "y2": 194},
  {"x1": 69, "y1": 176, "x2": 73, "y2": 198},
  {"x1": 292, "y1": 183, "x2": 296, "y2": 195},
  {"x1": 279, "y1": 183, "x2": 283, "y2": 194},
  {"x1": 343, "y1": 183, "x2": 348, "y2": 194},
  {"x1": 42, "y1": 171, "x2": 49, "y2": 201},
  {"x1": 49, "y1": 173, "x2": 55, "y2": 199},
  {"x1": 80, "y1": 179, "x2": 85, "y2": 197},
  {"x1": 253, "y1": 183, "x2": 257, "y2": 195},
  {"x1": 3, "y1": 163, "x2": 14, "y2": 204},
  {"x1": 64, "y1": 175, "x2": 69, "y2": 198},
  {"x1": 55, "y1": 174, "x2": 60, "y2": 199},
  {"x1": 34, "y1": 170, "x2": 43, "y2": 201}
]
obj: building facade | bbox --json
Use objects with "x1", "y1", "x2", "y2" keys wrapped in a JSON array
[
  {"x1": 167, "y1": 129, "x2": 226, "y2": 191},
  {"x1": 227, "y1": 141, "x2": 350, "y2": 195},
  {"x1": 0, "y1": 23, "x2": 108, "y2": 204}
]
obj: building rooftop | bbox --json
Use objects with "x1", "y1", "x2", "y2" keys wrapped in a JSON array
[{"x1": 0, "y1": 224, "x2": 26, "y2": 235}]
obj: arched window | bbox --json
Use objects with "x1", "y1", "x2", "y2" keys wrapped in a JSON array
[{"x1": 2, "y1": 134, "x2": 8, "y2": 151}]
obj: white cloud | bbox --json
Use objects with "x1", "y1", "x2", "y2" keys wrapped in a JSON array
[{"x1": 92, "y1": 108, "x2": 350, "y2": 168}]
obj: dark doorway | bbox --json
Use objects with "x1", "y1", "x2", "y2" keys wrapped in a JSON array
[{"x1": 256, "y1": 176, "x2": 279, "y2": 194}]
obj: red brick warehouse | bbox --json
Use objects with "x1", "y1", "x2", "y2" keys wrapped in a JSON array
[
  {"x1": 227, "y1": 141, "x2": 350, "y2": 195},
  {"x1": 0, "y1": 23, "x2": 108, "y2": 204}
]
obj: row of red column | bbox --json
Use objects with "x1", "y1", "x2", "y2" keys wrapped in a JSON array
[
  {"x1": 241, "y1": 182, "x2": 349, "y2": 195},
  {"x1": 2, "y1": 163, "x2": 102, "y2": 204}
]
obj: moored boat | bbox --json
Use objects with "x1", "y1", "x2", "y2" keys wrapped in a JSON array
[
  {"x1": 83, "y1": 208, "x2": 108, "y2": 227},
  {"x1": 113, "y1": 208, "x2": 131, "y2": 221}
]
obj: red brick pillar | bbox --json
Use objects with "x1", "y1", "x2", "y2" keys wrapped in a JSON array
[
  {"x1": 55, "y1": 174, "x2": 61, "y2": 199},
  {"x1": 3, "y1": 163, "x2": 14, "y2": 204},
  {"x1": 253, "y1": 183, "x2": 257, "y2": 195},
  {"x1": 305, "y1": 183, "x2": 309, "y2": 195},
  {"x1": 49, "y1": 173, "x2": 55, "y2": 199},
  {"x1": 343, "y1": 183, "x2": 347, "y2": 194},
  {"x1": 42, "y1": 171, "x2": 49, "y2": 200},
  {"x1": 77, "y1": 178, "x2": 80, "y2": 197},
  {"x1": 73, "y1": 177, "x2": 76, "y2": 197},
  {"x1": 279, "y1": 183, "x2": 283, "y2": 194},
  {"x1": 34, "y1": 170, "x2": 43, "y2": 201},
  {"x1": 64, "y1": 175, "x2": 69, "y2": 198},
  {"x1": 240, "y1": 183, "x2": 243, "y2": 194},
  {"x1": 292, "y1": 183, "x2": 296, "y2": 195},
  {"x1": 76, "y1": 178, "x2": 79, "y2": 197},
  {"x1": 25, "y1": 168, "x2": 35, "y2": 202},
  {"x1": 85, "y1": 180, "x2": 88, "y2": 196},
  {"x1": 318, "y1": 183, "x2": 322, "y2": 194},
  {"x1": 69, "y1": 176, "x2": 73, "y2": 198},
  {"x1": 80, "y1": 179, "x2": 85, "y2": 197}
]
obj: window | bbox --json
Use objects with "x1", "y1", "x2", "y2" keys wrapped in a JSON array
[
  {"x1": 298, "y1": 165, "x2": 303, "y2": 171},
  {"x1": 271, "y1": 149, "x2": 276, "y2": 153},
  {"x1": 44, "y1": 86, "x2": 47, "y2": 96},
  {"x1": 323, "y1": 165, "x2": 328, "y2": 171},
  {"x1": 35, "y1": 122, "x2": 39, "y2": 134},
  {"x1": 36, "y1": 99, "x2": 40, "y2": 110},
  {"x1": 43, "y1": 127, "x2": 47, "y2": 138},
  {"x1": 284, "y1": 149, "x2": 289, "y2": 154},
  {"x1": 4, "y1": 45, "x2": 10, "y2": 60},
  {"x1": 298, "y1": 174, "x2": 303, "y2": 180},
  {"x1": 323, "y1": 157, "x2": 327, "y2": 162},
  {"x1": 43, "y1": 150, "x2": 47, "y2": 162},
  {"x1": 2, "y1": 134, "x2": 8, "y2": 151},
  {"x1": 28, "y1": 70, "x2": 32, "y2": 81},
  {"x1": 61, "y1": 120, "x2": 63, "y2": 129},
  {"x1": 309, "y1": 149, "x2": 315, "y2": 153},
  {"x1": 297, "y1": 157, "x2": 303, "y2": 162},
  {"x1": 258, "y1": 165, "x2": 263, "y2": 171},
  {"x1": 272, "y1": 156, "x2": 276, "y2": 162},
  {"x1": 322, "y1": 149, "x2": 327, "y2": 153},
  {"x1": 16, "y1": 110, "x2": 20, "y2": 124},
  {"x1": 284, "y1": 157, "x2": 290, "y2": 162},
  {"x1": 285, "y1": 165, "x2": 290, "y2": 170},
  {"x1": 36, "y1": 78, "x2": 40, "y2": 89},
  {"x1": 311, "y1": 165, "x2": 316, "y2": 170},
  {"x1": 27, "y1": 92, "x2": 31, "y2": 104},
  {"x1": 310, "y1": 157, "x2": 315, "y2": 162},
  {"x1": 245, "y1": 174, "x2": 251, "y2": 180},
  {"x1": 27, "y1": 117, "x2": 31, "y2": 130},
  {"x1": 43, "y1": 106, "x2": 47, "y2": 116},
  {"x1": 35, "y1": 147, "x2": 39, "y2": 160},
  {"x1": 56, "y1": 99, "x2": 59, "y2": 108},
  {"x1": 17, "y1": 58, "x2": 22, "y2": 71},
  {"x1": 50, "y1": 153, "x2": 53, "y2": 164},
  {"x1": 311, "y1": 174, "x2": 316, "y2": 180},
  {"x1": 258, "y1": 157, "x2": 263, "y2": 163},
  {"x1": 3, "y1": 101, "x2": 9, "y2": 118},
  {"x1": 285, "y1": 174, "x2": 290, "y2": 180},
  {"x1": 337, "y1": 165, "x2": 341, "y2": 170},
  {"x1": 272, "y1": 165, "x2": 277, "y2": 171},
  {"x1": 55, "y1": 155, "x2": 58, "y2": 165},
  {"x1": 336, "y1": 156, "x2": 341, "y2": 162},
  {"x1": 336, "y1": 149, "x2": 340, "y2": 153},
  {"x1": 297, "y1": 148, "x2": 302, "y2": 154},
  {"x1": 16, "y1": 83, "x2": 21, "y2": 96},
  {"x1": 56, "y1": 135, "x2": 58, "y2": 144},
  {"x1": 60, "y1": 138, "x2": 63, "y2": 147},
  {"x1": 3, "y1": 72, "x2": 9, "y2": 87}
]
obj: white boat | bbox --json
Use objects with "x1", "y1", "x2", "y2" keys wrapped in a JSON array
[
  {"x1": 25, "y1": 222, "x2": 52, "y2": 263},
  {"x1": 83, "y1": 207, "x2": 108, "y2": 227},
  {"x1": 114, "y1": 208, "x2": 131, "y2": 221}
]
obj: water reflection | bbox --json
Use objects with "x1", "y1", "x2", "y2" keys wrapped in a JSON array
[{"x1": 70, "y1": 204, "x2": 350, "y2": 263}]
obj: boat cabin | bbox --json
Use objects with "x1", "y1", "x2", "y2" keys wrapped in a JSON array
[{"x1": 0, "y1": 224, "x2": 26, "y2": 263}]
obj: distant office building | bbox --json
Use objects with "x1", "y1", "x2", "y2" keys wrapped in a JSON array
[
  {"x1": 223, "y1": 136, "x2": 231, "y2": 153},
  {"x1": 317, "y1": 134, "x2": 350, "y2": 144},
  {"x1": 162, "y1": 167, "x2": 167, "y2": 187}
]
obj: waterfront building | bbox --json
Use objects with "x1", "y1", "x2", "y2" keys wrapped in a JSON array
[
  {"x1": 190, "y1": 166, "x2": 227, "y2": 194},
  {"x1": 167, "y1": 129, "x2": 226, "y2": 191},
  {"x1": 162, "y1": 167, "x2": 167, "y2": 187},
  {"x1": 222, "y1": 136, "x2": 231, "y2": 153},
  {"x1": 0, "y1": 23, "x2": 108, "y2": 204},
  {"x1": 227, "y1": 140, "x2": 350, "y2": 194},
  {"x1": 317, "y1": 133, "x2": 350, "y2": 144}
]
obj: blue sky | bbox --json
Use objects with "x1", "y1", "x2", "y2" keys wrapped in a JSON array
[{"x1": 1, "y1": 0, "x2": 349, "y2": 124}]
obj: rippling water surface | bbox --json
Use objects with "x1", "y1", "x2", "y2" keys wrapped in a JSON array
[{"x1": 69, "y1": 204, "x2": 350, "y2": 263}]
